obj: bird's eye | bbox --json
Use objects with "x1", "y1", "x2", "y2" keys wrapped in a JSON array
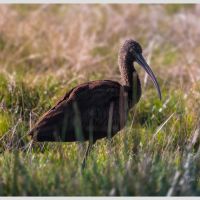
[{"x1": 129, "y1": 48, "x2": 134, "y2": 53}]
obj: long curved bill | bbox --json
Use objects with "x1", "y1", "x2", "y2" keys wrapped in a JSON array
[{"x1": 135, "y1": 53, "x2": 162, "y2": 100}]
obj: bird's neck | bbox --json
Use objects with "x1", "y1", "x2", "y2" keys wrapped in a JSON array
[
  {"x1": 119, "y1": 57, "x2": 141, "y2": 105},
  {"x1": 119, "y1": 58, "x2": 133, "y2": 87}
]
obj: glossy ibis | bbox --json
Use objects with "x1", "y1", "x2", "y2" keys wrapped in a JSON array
[{"x1": 28, "y1": 39, "x2": 161, "y2": 168}]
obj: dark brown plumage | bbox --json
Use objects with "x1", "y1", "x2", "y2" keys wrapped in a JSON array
[{"x1": 28, "y1": 39, "x2": 161, "y2": 167}]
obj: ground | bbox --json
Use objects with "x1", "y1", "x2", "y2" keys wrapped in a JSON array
[{"x1": 0, "y1": 4, "x2": 200, "y2": 196}]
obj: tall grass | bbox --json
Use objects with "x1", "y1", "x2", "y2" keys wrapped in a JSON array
[{"x1": 0, "y1": 4, "x2": 200, "y2": 196}]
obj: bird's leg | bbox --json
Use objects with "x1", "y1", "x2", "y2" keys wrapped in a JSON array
[
  {"x1": 81, "y1": 140, "x2": 95, "y2": 169},
  {"x1": 107, "y1": 138, "x2": 113, "y2": 156}
]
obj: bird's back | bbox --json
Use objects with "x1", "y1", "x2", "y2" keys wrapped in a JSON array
[{"x1": 29, "y1": 80, "x2": 132, "y2": 142}]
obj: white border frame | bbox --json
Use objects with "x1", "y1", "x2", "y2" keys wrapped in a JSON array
[
  {"x1": 0, "y1": 1, "x2": 199, "y2": 199},
  {"x1": 1, "y1": 198, "x2": 200, "y2": 199},
  {"x1": 0, "y1": 0, "x2": 200, "y2": 3}
]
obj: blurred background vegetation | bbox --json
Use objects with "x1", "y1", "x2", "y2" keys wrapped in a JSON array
[{"x1": 0, "y1": 4, "x2": 200, "y2": 196}]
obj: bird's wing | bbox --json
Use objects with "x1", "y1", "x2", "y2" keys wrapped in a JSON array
[{"x1": 28, "y1": 80, "x2": 123, "y2": 139}]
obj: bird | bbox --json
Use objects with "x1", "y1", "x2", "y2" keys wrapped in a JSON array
[{"x1": 28, "y1": 39, "x2": 161, "y2": 168}]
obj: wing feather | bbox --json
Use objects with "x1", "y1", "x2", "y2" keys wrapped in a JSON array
[{"x1": 28, "y1": 80, "x2": 122, "y2": 141}]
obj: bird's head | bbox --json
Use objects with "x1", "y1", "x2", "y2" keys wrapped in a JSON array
[{"x1": 120, "y1": 39, "x2": 162, "y2": 100}]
